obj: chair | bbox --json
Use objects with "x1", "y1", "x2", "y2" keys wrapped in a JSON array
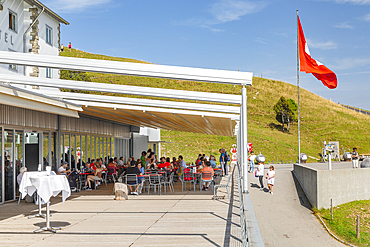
[
  {"x1": 162, "y1": 173, "x2": 174, "y2": 194},
  {"x1": 148, "y1": 174, "x2": 162, "y2": 195},
  {"x1": 182, "y1": 169, "x2": 196, "y2": 191},
  {"x1": 107, "y1": 167, "x2": 117, "y2": 183},
  {"x1": 200, "y1": 171, "x2": 213, "y2": 191},
  {"x1": 78, "y1": 174, "x2": 86, "y2": 192},
  {"x1": 94, "y1": 171, "x2": 107, "y2": 190},
  {"x1": 125, "y1": 174, "x2": 139, "y2": 194},
  {"x1": 100, "y1": 171, "x2": 108, "y2": 190},
  {"x1": 213, "y1": 173, "x2": 232, "y2": 200}
]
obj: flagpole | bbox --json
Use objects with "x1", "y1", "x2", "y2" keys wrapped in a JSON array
[{"x1": 297, "y1": 10, "x2": 301, "y2": 164}]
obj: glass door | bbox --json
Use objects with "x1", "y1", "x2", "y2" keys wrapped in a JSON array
[
  {"x1": 15, "y1": 130, "x2": 23, "y2": 198},
  {"x1": 4, "y1": 129, "x2": 14, "y2": 201}
]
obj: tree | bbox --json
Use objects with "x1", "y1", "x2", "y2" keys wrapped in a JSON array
[{"x1": 273, "y1": 96, "x2": 297, "y2": 132}]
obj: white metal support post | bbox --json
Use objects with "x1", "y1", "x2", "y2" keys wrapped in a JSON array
[{"x1": 241, "y1": 86, "x2": 248, "y2": 193}]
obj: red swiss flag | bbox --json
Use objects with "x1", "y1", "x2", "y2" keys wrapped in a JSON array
[{"x1": 298, "y1": 15, "x2": 337, "y2": 89}]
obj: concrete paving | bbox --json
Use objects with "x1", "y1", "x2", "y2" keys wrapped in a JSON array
[
  {"x1": 0, "y1": 172, "x2": 242, "y2": 247},
  {"x1": 248, "y1": 164, "x2": 344, "y2": 247},
  {"x1": 300, "y1": 161, "x2": 353, "y2": 170}
]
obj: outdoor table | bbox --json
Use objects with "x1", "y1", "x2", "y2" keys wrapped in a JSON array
[{"x1": 19, "y1": 171, "x2": 71, "y2": 233}]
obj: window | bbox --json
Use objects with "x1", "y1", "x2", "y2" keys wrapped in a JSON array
[
  {"x1": 9, "y1": 10, "x2": 17, "y2": 32},
  {"x1": 8, "y1": 49, "x2": 17, "y2": 71},
  {"x1": 46, "y1": 25, "x2": 52, "y2": 45},
  {"x1": 46, "y1": 68, "x2": 52, "y2": 78}
]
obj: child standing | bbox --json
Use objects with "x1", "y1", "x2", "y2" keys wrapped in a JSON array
[
  {"x1": 256, "y1": 160, "x2": 264, "y2": 191},
  {"x1": 266, "y1": 165, "x2": 275, "y2": 195},
  {"x1": 68, "y1": 42, "x2": 72, "y2": 51}
]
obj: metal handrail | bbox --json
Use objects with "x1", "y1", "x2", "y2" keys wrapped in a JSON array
[{"x1": 235, "y1": 162, "x2": 248, "y2": 247}]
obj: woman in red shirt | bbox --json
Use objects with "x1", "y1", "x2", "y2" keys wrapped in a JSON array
[{"x1": 158, "y1": 157, "x2": 171, "y2": 169}]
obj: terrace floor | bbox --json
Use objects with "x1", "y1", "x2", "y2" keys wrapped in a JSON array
[{"x1": 0, "y1": 172, "x2": 242, "y2": 247}]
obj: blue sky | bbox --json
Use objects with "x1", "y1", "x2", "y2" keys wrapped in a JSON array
[{"x1": 44, "y1": 0, "x2": 370, "y2": 110}]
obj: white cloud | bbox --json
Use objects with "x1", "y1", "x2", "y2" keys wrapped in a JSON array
[
  {"x1": 330, "y1": 58, "x2": 370, "y2": 70},
  {"x1": 306, "y1": 39, "x2": 338, "y2": 50},
  {"x1": 363, "y1": 13, "x2": 370, "y2": 21},
  {"x1": 254, "y1": 37, "x2": 268, "y2": 44},
  {"x1": 209, "y1": 0, "x2": 266, "y2": 24},
  {"x1": 179, "y1": 0, "x2": 266, "y2": 32},
  {"x1": 42, "y1": 0, "x2": 111, "y2": 12},
  {"x1": 334, "y1": 21, "x2": 355, "y2": 29},
  {"x1": 200, "y1": 25, "x2": 225, "y2": 32}
]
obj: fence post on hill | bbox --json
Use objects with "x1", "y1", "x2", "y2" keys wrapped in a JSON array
[
  {"x1": 330, "y1": 199, "x2": 333, "y2": 220},
  {"x1": 356, "y1": 215, "x2": 360, "y2": 238}
]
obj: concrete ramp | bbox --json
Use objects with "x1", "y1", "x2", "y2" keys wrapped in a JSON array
[{"x1": 248, "y1": 164, "x2": 344, "y2": 247}]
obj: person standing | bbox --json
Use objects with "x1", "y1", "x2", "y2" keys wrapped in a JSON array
[
  {"x1": 68, "y1": 42, "x2": 72, "y2": 51},
  {"x1": 266, "y1": 165, "x2": 275, "y2": 195},
  {"x1": 351, "y1": 147, "x2": 359, "y2": 169},
  {"x1": 224, "y1": 149, "x2": 229, "y2": 175},
  {"x1": 256, "y1": 159, "x2": 265, "y2": 191},
  {"x1": 140, "y1": 151, "x2": 146, "y2": 166},
  {"x1": 60, "y1": 44, "x2": 64, "y2": 52},
  {"x1": 248, "y1": 151, "x2": 257, "y2": 173},
  {"x1": 219, "y1": 148, "x2": 226, "y2": 176}
]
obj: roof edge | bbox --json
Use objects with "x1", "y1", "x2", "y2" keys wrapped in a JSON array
[{"x1": 24, "y1": 0, "x2": 69, "y2": 25}]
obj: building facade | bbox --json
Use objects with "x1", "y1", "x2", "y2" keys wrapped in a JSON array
[{"x1": 0, "y1": 0, "x2": 155, "y2": 204}]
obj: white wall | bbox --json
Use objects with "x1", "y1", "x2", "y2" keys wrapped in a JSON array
[
  {"x1": 139, "y1": 127, "x2": 161, "y2": 142},
  {"x1": 132, "y1": 133, "x2": 148, "y2": 161},
  {"x1": 38, "y1": 12, "x2": 59, "y2": 79},
  {"x1": 0, "y1": 0, "x2": 29, "y2": 75},
  {"x1": 0, "y1": 0, "x2": 62, "y2": 84}
]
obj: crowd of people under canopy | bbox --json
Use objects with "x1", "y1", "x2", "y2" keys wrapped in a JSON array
[{"x1": 33, "y1": 147, "x2": 230, "y2": 192}]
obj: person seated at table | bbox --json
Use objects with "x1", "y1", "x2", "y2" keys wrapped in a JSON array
[
  {"x1": 126, "y1": 158, "x2": 132, "y2": 167},
  {"x1": 88, "y1": 159, "x2": 95, "y2": 170},
  {"x1": 158, "y1": 157, "x2": 171, "y2": 170},
  {"x1": 198, "y1": 160, "x2": 205, "y2": 172},
  {"x1": 17, "y1": 167, "x2": 27, "y2": 185},
  {"x1": 126, "y1": 162, "x2": 142, "y2": 195},
  {"x1": 58, "y1": 161, "x2": 70, "y2": 175},
  {"x1": 85, "y1": 163, "x2": 103, "y2": 190},
  {"x1": 83, "y1": 161, "x2": 90, "y2": 172},
  {"x1": 136, "y1": 159, "x2": 142, "y2": 167},
  {"x1": 107, "y1": 158, "x2": 116, "y2": 172},
  {"x1": 171, "y1": 157, "x2": 178, "y2": 168},
  {"x1": 202, "y1": 161, "x2": 214, "y2": 191},
  {"x1": 147, "y1": 158, "x2": 156, "y2": 170},
  {"x1": 210, "y1": 155, "x2": 217, "y2": 168},
  {"x1": 117, "y1": 157, "x2": 124, "y2": 167},
  {"x1": 195, "y1": 154, "x2": 202, "y2": 166}
]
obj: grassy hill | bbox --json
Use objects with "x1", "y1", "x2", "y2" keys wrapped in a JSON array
[{"x1": 60, "y1": 49, "x2": 370, "y2": 163}]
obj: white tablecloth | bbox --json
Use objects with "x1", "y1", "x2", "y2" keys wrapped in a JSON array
[{"x1": 19, "y1": 171, "x2": 71, "y2": 203}]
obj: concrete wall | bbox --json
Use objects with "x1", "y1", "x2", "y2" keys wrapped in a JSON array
[
  {"x1": 294, "y1": 164, "x2": 317, "y2": 207},
  {"x1": 132, "y1": 133, "x2": 148, "y2": 161},
  {"x1": 294, "y1": 164, "x2": 370, "y2": 209}
]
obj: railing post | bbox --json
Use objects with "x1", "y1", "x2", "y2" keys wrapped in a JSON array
[{"x1": 241, "y1": 86, "x2": 248, "y2": 193}]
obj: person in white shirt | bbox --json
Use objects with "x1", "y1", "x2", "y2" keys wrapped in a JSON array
[
  {"x1": 248, "y1": 151, "x2": 257, "y2": 173},
  {"x1": 256, "y1": 160, "x2": 264, "y2": 191},
  {"x1": 58, "y1": 161, "x2": 70, "y2": 175},
  {"x1": 17, "y1": 167, "x2": 27, "y2": 185},
  {"x1": 265, "y1": 165, "x2": 275, "y2": 195}
]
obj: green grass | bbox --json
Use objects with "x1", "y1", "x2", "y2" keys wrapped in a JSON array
[
  {"x1": 60, "y1": 49, "x2": 370, "y2": 163},
  {"x1": 315, "y1": 200, "x2": 370, "y2": 246}
]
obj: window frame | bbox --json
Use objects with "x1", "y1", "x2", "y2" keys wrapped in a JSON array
[
  {"x1": 46, "y1": 25, "x2": 52, "y2": 45},
  {"x1": 8, "y1": 9, "x2": 17, "y2": 33},
  {"x1": 46, "y1": 68, "x2": 52, "y2": 78}
]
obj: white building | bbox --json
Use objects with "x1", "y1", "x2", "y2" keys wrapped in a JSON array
[{"x1": 0, "y1": 0, "x2": 67, "y2": 80}]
